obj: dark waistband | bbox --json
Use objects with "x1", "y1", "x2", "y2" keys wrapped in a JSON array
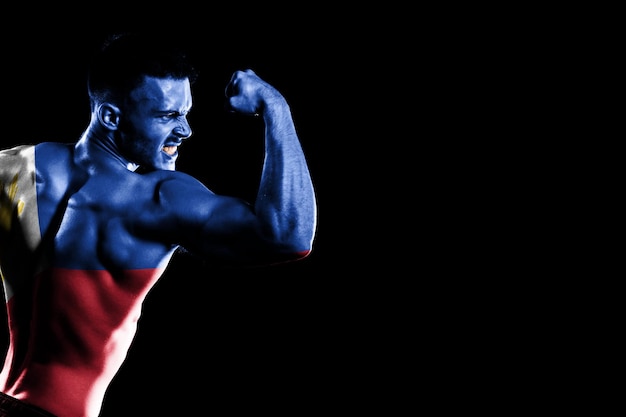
[{"x1": 0, "y1": 392, "x2": 58, "y2": 417}]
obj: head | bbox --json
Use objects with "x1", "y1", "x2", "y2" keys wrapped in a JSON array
[{"x1": 87, "y1": 32, "x2": 199, "y2": 171}]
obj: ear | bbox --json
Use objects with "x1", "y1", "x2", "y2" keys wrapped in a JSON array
[{"x1": 97, "y1": 103, "x2": 122, "y2": 130}]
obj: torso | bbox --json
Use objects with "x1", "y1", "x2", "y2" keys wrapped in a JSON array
[{"x1": 0, "y1": 142, "x2": 180, "y2": 417}]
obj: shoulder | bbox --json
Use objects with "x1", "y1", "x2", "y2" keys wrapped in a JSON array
[
  {"x1": 34, "y1": 142, "x2": 73, "y2": 165},
  {"x1": 146, "y1": 170, "x2": 215, "y2": 205},
  {"x1": 125, "y1": 170, "x2": 222, "y2": 236},
  {"x1": 0, "y1": 144, "x2": 36, "y2": 181},
  {"x1": 0, "y1": 143, "x2": 35, "y2": 163},
  {"x1": 1, "y1": 142, "x2": 72, "y2": 160},
  {"x1": 30, "y1": 143, "x2": 75, "y2": 189},
  {"x1": 1, "y1": 143, "x2": 34, "y2": 155},
  {"x1": 1, "y1": 143, "x2": 74, "y2": 178}
]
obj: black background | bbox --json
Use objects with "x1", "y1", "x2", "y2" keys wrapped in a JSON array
[
  {"x1": 0, "y1": 5, "x2": 478, "y2": 415},
  {"x1": 0, "y1": 6, "x2": 574, "y2": 415},
  {"x1": 0, "y1": 12, "x2": 375, "y2": 415}
]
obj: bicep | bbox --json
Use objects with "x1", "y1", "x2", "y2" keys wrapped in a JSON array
[{"x1": 157, "y1": 176, "x2": 276, "y2": 264}]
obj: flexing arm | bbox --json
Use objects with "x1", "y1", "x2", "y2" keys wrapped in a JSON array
[
  {"x1": 160, "y1": 70, "x2": 317, "y2": 265},
  {"x1": 226, "y1": 69, "x2": 317, "y2": 260}
]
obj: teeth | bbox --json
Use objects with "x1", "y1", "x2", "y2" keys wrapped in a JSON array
[{"x1": 163, "y1": 146, "x2": 177, "y2": 156}]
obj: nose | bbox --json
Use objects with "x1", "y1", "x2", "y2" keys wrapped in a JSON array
[{"x1": 174, "y1": 116, "x2": 192, "y2": 139}]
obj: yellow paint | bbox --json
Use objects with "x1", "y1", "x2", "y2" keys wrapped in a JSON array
[{"x1": 0, "y1": 174, "x2": 24, "y2": 231}]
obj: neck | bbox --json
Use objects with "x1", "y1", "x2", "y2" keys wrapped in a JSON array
[{"x1": 75, "y1": 122, "x2": 139, "y2": 173}]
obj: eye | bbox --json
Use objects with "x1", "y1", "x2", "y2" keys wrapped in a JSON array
[
  {"x1": 157, "y1": 112, "x2": 179, "y2": 122},
  {"x1": 163, "y1": 111, "x2": 189, "y2": 120}
]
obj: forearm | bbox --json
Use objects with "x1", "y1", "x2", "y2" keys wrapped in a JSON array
[{"x1": 255, "y1": 99, "x2": 317, "y2": 255}]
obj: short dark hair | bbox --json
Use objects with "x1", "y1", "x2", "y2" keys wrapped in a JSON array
[{"x1": 87, "y1": 32, "x2": 198, "y2": 109}]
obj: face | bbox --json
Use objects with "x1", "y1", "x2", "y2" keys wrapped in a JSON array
[{"x1": 117, "y1": 76, "x2": 193, "y2": 171}]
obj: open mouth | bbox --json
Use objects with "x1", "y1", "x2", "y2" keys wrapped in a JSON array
[{"x1": 162, "y1": 145, "x2": 178, "y2": 156}]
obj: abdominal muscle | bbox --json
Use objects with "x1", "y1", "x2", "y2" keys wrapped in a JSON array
[{"x1": 1, "y1": 266, "x2": 164, "y2": 417}]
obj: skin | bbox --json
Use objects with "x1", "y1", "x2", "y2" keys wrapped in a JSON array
[{"x1": 0, "y1": 70, "x2": 316, "y2": 417}]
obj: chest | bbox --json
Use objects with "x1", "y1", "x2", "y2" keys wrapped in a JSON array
[
  {"x1": 36, "y1": 160, "x2": 174, "y2": 269},
  {"x1": 56, "y1": 176, "x2": 176, "y2": 268}
]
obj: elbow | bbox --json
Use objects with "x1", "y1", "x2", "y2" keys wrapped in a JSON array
[
  {"x1": 273, "y1": 248, "x2": 311, "y2": 265},
  {"x1": 262, "y1": 214, "x2": 317, "y2": 264},
  {"x1": 271, "y1": 236, "x2": 314, "y2": 264},
  {"x1": 285, "y1": 227, "x2": 316, "y2": 260},
  {"x1": 293, "y1": 248, "x2": 312, "y2": 260}
]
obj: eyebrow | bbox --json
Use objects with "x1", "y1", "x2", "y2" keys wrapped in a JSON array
[{"x1": 154, "y1": 108, "x2": 190, "y2": 116}]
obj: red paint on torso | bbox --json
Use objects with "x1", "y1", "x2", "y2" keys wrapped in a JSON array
[{"x1": 1, "y1": 267, "x2": 164, "y2": 417}]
